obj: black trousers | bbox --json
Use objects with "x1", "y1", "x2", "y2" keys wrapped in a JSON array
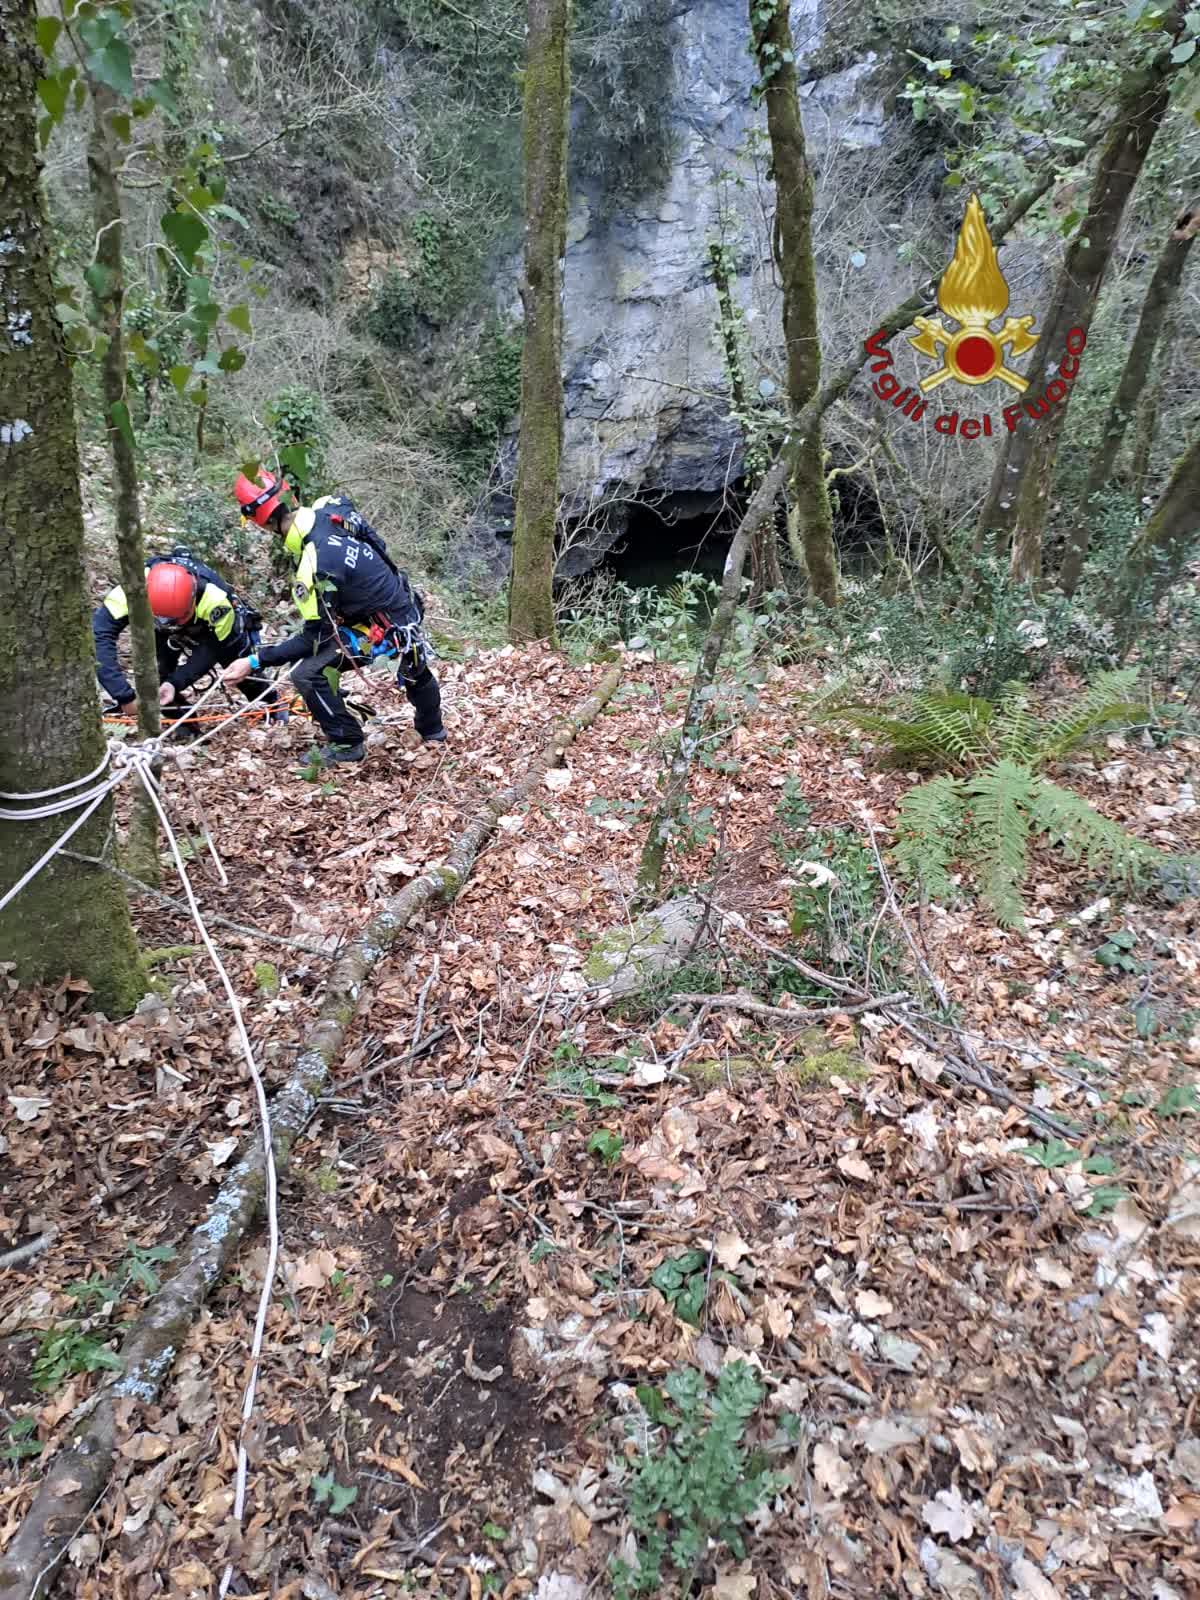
[
  {"x1": 158, "y1": 632, "x2": 277, "y2": 721},
  {"x1": 290, "y1": 638, "x2": 442, "y2": 748}
]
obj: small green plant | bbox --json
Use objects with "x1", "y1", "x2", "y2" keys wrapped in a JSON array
[
  {"x1": 310, "y1": 1472, "x2": 358, "y2": 1514},
  {"x1": 611, "y1": 1362, "x2": 781, "y2": 1598},
  {"x1": 32, "y1": 1327, "x2": 124, "y2": 1392},
  {"x1": 825, "y1": 672, "x2": 1167, "y2": 929},
  {"x1": 1094, "y1": 930, "x2": 1142, "y2": 974},
  {"x1": 587, "y1": 1128, "x2": 624, "y2": 1165},
  {"x1": 33, "y1": 1243, "x2": 178, "y2": 1393},
  {"x1": 2, "y1": 1417, "x2": 42, "y2": 1464},
  {"x1": 650, "y1": 1250, "x2": 711, "y2": 1328},
  {"x1": 265, "y1": 385, "x2": 329, "y2": 502}
]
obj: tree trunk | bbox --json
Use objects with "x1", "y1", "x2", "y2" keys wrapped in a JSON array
[
  {"x1": 751, "y1": 0, "x2": 838, "y2": 608},
  {"x1": 0, "y1": 0, "x2": 145, "y2": 1014},
  {"x1": 88, "y1": 80, "x2": 162, "y2": 878},
  {"x1": 1130, "y1": 345, "x2": 1167, "y2": 500},
  {"x1": 975, "y1": 12, "x2": 1184, "y2": 579},
  {"x1": 508, "y1": 0, "x2": 570, "y2": 645},
  {"x1": 1111, "y1": 431, "x2": 1200, "y2": 642},
  {"x1": 709, "y1": 241, "x2": 782, "y2": 601},
  {"x1": 1061, "y1": 219, "x2": 1195, "y2": 594},
  {"x1": 637, "y1": 453, "x2": 789, "y2": 898}
]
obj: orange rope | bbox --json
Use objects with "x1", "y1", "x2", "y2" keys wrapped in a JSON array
[{"x1": 103, "y1": 698, "x2": 311, "y2": 727}]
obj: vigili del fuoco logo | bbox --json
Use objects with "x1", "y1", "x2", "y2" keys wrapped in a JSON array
[{"x1": 863, "y1": 192, "x2": 1087, "y2": 441}]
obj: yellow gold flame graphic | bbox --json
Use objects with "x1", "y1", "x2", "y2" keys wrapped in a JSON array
[{"x1": 937, "y1": 192, "x2": 1009, "y2": 327}]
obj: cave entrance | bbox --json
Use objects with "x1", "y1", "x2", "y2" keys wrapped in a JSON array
[{"x1": 598, "y1": 488, "x2": 742, "y2": 591}]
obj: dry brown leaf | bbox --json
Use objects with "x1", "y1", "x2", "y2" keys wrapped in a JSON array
[
  {"x1": 854, "y1": 1289, "x2": 893, "y2": 1319},
  {"x1": 713, "y1": 1575, "x2": 756, "y2": 1600},
  {"x1": 1034, "y1": 1254, "x2": 1073, "y2": 1289},
  {"x1": 714, "y1": 1232, "x2": 750, "y2": 1271},
  {"x1": 837, "y1": 1153, "x2": 872, "y2": 1182},
  {"x1": 292, "y1": 1248, "x2": 337, "y2": 1291},
  {"x1": 812, "y1": 1442, "x2": 853, "y2": 1498},
  {"x1": 120, "y1": 1433, "x2": 171, "y2": 1463},
  {"x1": 923, "y1": 1486, "x2": 975, "y2": 1542}
]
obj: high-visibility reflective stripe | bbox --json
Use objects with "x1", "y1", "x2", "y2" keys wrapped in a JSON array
[
  {"x1": 103, "y1": 587, "x2": 129, "y2": 620},
  {"x1": 194, "y1": 582, "x2": 235, "y2": 641},
  {"x1": 292, "y1": 542, "x2": 320, "y2": 623}
]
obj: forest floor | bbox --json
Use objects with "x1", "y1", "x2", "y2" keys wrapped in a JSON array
[{"x1": 2, "y1": 643, "x2": 1199, "y2": 1600}]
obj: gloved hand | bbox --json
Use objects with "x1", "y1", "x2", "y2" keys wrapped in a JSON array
[{"x1": 159, "y1": 682, "x2": 176, "y2": 706}]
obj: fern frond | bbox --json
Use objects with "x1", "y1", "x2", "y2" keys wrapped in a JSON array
[
  {"x1": 909, "y1": 691, "x2": 995, "y2": 763},
  {"x1": 993, "y1": 685, "x2": 1040, "y2": 763},
  {"x1": 1035, "y1": 668, "x2": 1145, "y2": 761},
  {"x1": 894, "y1": 776, "x2": 965, "y2": 903},
  {"x1": 819, "y1": 706, "x2": 957, "y2": 765},
  {"x1": 962, "y1": 759, "x2": 1037, "y2": 929},
  {"x1": 1029, "y1": 778, "x2": 1155, "y2": 879},
  {"x1": 822, "y1": 691, "x2": 993, "y2": 769}
]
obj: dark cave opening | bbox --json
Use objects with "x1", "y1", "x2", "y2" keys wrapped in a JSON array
[{"x1": 593, "y1": 488, "x2": 741, "y2": 590}]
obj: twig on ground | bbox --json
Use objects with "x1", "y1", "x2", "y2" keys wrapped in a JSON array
[
  {"x1": 411, "y1": 956, "x2": 440, "y2": 1056},
  {"x1": 719, "y1": 916, "x2": 867, "y2": 997},
  {"x1": 335, "y1": 1027, "x2": 451, "y2": 1096},
  {"x1": 890, "y1": 1014, "x2": 1079, "y2": 1140},
  {"x1": 505, "y1": 971, "x2": 560, "y2": 1097},
  {"x1": 497, "y1": 1116, "x2": 545, "y2": 1180}
]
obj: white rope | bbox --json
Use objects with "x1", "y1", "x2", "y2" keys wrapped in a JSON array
[
  {"x1": 0, "y1": 744, "x2": 113, "y2": 802},
  {"x1": 120, "y1": 752, "x2": 278, "y2": 1598},
  {"x1": 2, "y1": 689, "x2": 293, "y2": 1583},
  {"x1": 0, "y1": 783, "x2": 121, "y2": 916}
]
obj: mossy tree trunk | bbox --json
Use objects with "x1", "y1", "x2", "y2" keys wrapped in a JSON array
[
  {"x1": 1061, "y1": 216, "x2": 1195, "y2": 594},
  {"x1": 508, "y1": 0, "x2": 570, "y2": 645},
  {"x1": 751, "y1": 0, "x2": 837, "y2": 608},
  {"x1": 974, "y1": 11, "x2": 1183, "y2": 582},
  {"x1": 709, "y1": 241, "x2": 783, "y2": 602},
  {"x1": 1111, "y1": 431, "x2": 1200, "y2": 646},
  {"x1": 0, "y1": 0, "x2": 145, "y2": 1015},
  {"x1": 88, "y1": 79, "x2": 162, "y2": 879}
]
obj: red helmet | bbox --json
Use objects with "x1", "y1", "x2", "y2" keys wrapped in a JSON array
[
  {"x1": 146, "y1": 562, "x2": 197, "y2": 625},
  {"x1": 234, "y1": 468, "x2": 290, "y2": 527}
]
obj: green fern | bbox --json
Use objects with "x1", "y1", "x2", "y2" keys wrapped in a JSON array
[
  {"x1": 895, "y1": 776, "x2": 964, "y2": 903},
  {"x1": 992, "y1": 684, "x2": 1041, "y2": 763},
  {"x1": 962, "y1": 760, "x2": 1037, "y2": 928},
  {"x1": 1034, "y1": 668, "x2": 1144, "y2": 762},
  {"x1": 1029, "y1": 778, "x2": 1153, "y2": 878},
  {"x1": 822, "y1": 691, "x2": 994, "y2": 769},
  {"x1": 826, "y1": 671, "x2": 1149, "y2": 775}
]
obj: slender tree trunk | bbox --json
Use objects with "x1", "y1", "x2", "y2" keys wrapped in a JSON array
[
  {"x1": 509, "y1": 0, "x2": 570, "y2": 645},
  {"x1": 1111, "y1": 432, "x2": 1200, "y2": 643},
  {"x1": 0, "y1": 0, "x2": 145, "y2": 1014},
  {"x1": 751, "y1": 0, "x2": 838, "y2": 607},
  {"x1": 1130, "y1": 349, "x2": 1166, "y2": 499},
  {"x1": 975, "y1": 11, "x2": 1184, "y2": 580},
  {"x1": 1061, "y1": 218, "x2": 1195, "y2": 594},
  {"x1": 88, "y1": 80, "x2": 162, "y2": 878},
  {"x1": 636, "y1": 454, "x2": 789, "y2": 898},
  {"x1": 709, "y1": 241, "x2": 782, "y2": 601}
]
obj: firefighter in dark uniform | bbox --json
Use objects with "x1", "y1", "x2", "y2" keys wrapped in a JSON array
[
  {"x1": 93, "y1": 551, "x2": 282, "y2": 729},
  {"x1": 227, "y1": 470, "x2": 444, "y2": 765}
]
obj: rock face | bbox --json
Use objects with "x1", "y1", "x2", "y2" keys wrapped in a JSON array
[{"x1": 467, "y1": 0, "x2": 891, "y2": 583}]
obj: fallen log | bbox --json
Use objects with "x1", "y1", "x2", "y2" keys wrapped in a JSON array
[{"x1": 0, "y1": 663, "x2": 621, "y2": 1600}]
